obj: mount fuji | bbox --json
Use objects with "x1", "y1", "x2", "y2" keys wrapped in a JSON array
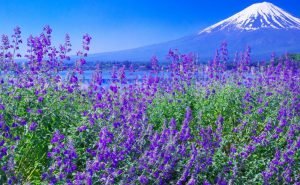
[
  {"x1": 199, "y1": 2, "x2": 300, "y2": 33},
  {"x1": 90, "y1": 2, "x2": 300, "y2": 62}
]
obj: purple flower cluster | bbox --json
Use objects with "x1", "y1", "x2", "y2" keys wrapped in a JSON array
[
  {"x1": 43, "y1": 131, "x2": 78, "y2": 184},
  {"x1": 0, "y1": 26, "x2": 299, "y2": 184}
]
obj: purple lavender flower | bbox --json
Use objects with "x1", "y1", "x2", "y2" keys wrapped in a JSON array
[
  {"x1": 70, "y1": 75, "x2": 78, "y2": 84},
  {"x1": 1, "y1": 35, "x2": 10, "y2": 50},
  {"x1": 151, "y1": 56, "x2": 159, "y2": 73},
  {"x1": 29, "y1": 122, "x2": 38, "y2": 131},
  {"x1": 257, "y1": 107, "x2": 264, "y2": 114},
  {"x1": 186, "y1": 176, "x2": 196, "y2": 185},
  {"x1": 138, "y1": 175, "x2": 149, "y2": 184},
  {"x1": 37, "y1": 109, "x2": 43, "y2": 114},
  {"x1": 203, "y1": 180, "x2": 211, "y2": 185},
  {"x1": 38, "y1": 96, "x2": 44, "y2": 102},
  {"x1": 77, "y1": 125, "x2": 87, "y2": 132},
  {"x1": 180, "y1": 107, "x2": 193, "y2": 141},
  {"x1": 51, "y1": 130, "x2": 65, "y2": 144},
  {"x1": 0, "y1": 104, "x2": 5, "y2": 110},
  {"x1": 43, "y1": 25, "x2": 52, "y2": 34}
]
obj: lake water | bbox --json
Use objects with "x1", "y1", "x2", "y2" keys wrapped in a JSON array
[{"x1": 59, "y1": 69, "x2": 171, "y2": 85}]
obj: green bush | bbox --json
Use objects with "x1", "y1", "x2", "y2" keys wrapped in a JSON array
[
  {"x1": 0, "y1": 86, "x2": 90, "y2": 182},
  {"x1": 147, "y1": 82, "x2": 297, "y2": 182}
]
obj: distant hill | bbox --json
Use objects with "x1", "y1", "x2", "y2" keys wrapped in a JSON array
[{"x1": 89, "y1": 2, "x2": 300, "y2": 62}]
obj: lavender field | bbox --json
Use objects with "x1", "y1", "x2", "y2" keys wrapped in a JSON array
[{"x1": 0, "y1": 25, "x2": 299, "y2": 185}]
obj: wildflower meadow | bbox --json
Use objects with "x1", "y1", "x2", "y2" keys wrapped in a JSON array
[{"x1": 0, "y1": 26, "x2": 299, "y2": 184}]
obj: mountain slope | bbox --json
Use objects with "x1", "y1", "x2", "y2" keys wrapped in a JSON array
[
  {"x1": 200, "y1": 2, "x2": 300, "y2": 33},
  {"x1": 90, "y1": 2, "x2": 300, "y2": 62}
]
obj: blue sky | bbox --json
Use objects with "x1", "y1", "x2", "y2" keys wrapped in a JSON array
[{"x1": 0, "y1": 0, "x2": 299, "y2": 54}]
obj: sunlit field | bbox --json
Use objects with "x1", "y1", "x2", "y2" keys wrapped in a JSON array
[{"x1": 0, "y1": 26, "x2": 299, "y2": 184}]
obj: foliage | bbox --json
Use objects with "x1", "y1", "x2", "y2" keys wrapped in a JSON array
[{"x1": 0, "y1": 27, "x2": 299, "y2": 185}]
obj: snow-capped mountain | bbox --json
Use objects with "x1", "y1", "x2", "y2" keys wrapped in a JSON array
[
  {"x1": 199, "y1": 2, "x2": 300, "y2": 34},
  {"x1": 90, "y1": 2, "x2": 300, "y2": 62}
]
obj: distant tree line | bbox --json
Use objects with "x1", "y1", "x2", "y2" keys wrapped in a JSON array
[{"x1": 288, "y1": 53, "x2": 300, "y2": 61}]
